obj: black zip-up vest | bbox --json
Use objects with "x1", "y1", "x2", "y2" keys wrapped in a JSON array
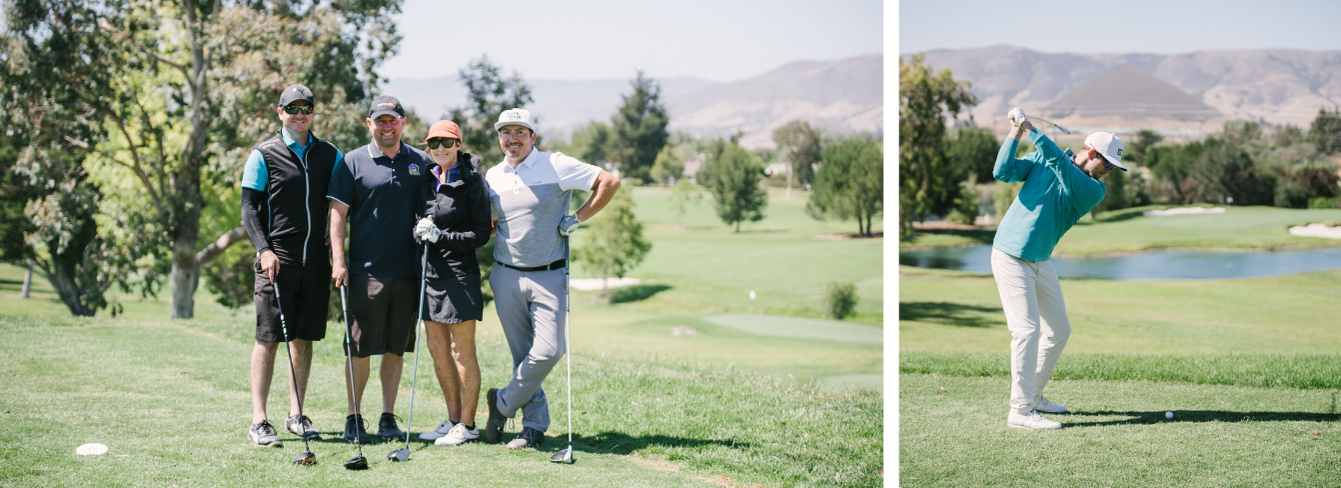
[{"x1": 255, "y1": 132, "x2": 339, "y2": 266}]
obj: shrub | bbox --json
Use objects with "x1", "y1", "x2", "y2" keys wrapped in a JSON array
[{"x1": 824, "y1": 281, "x2": 858, "y2": 320}]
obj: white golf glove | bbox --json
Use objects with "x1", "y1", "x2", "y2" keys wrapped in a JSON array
[
  {"x1": 413, "y1": 217, "x2": 441, "y2": 244},
  {"x1": 1007, "y1": 107, "x2": 1027, "y2": 126},
  {"x1": 558, "y1": 214, "x2": 582, "y2": 236}
]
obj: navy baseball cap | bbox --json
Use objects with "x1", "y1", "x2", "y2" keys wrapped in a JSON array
[
  {"x1": 368, "y1": 95, "x2": 405, "y2": 119},
  {"x1": 279, "y1": 84, "x2": 314, "y2": 106}
]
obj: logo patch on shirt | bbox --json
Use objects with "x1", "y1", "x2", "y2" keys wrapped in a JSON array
[{"x1": 409, "y1": 164, "x2": 420, "y2": 175}]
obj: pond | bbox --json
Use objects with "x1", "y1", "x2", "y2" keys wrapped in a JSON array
[{"x1": 899, "y1": 244, "x2": 1341, "y2": 280}]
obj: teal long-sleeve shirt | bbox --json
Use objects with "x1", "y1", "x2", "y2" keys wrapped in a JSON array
[{"x1": 992, "y1": 128, "x2": 1107, "y2": 262}]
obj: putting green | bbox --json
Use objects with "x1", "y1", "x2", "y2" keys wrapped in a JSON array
[{"x1": 701, "y1": 313, "x2": 883, "y2": 346}]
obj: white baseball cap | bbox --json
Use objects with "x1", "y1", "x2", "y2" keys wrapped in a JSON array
[
  {"x1": 494, "y1": 108, "x2": 536, "y2": 132},
  {"x1": 1084, "y1": 131, "x2": 1126, "y2": 171}
]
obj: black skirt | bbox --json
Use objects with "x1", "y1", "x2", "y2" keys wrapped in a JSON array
[{"x1": 422, "y1": 256, "x2": 483, "y2": 324}]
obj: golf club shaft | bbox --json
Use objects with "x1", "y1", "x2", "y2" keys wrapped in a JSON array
[
  {"x1": 340, "y1": 284, "x2": 365, "y2": 458},
  {"x1": 565, "y1": 237, "x2": 573, "y2": 449},
  {"x1": 271, "y1": 274, "x2": 313, "y2": 454},
  {"x1": 403, "y1": 244, "x2": 429, "y2": 452},
  {"x1": 1025, "y1": 115, "x2": 1071, "y2": 135}
]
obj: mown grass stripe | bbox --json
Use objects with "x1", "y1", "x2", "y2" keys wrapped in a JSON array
[{"x1": 901, "y1": 352, "x2": 1341, "y2": 390}]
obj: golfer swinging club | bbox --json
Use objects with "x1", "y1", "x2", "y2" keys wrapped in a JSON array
[
  {"x1": 993, "y1": 107, "x2": 1125, "y2": 430},
  {"x1": 483, "y1": 108, "x2": 620, "y2": 449}
]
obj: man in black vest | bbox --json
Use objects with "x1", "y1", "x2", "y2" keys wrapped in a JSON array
[{"x1": 240, "y1": 83, "x2": 344, "y2": 447}]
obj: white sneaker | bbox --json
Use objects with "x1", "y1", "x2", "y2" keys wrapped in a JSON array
[
  {"x1": 418, "y1": 419, "x2": 455, "y2": 441},
  {"x1": 1035, "y1": 397, "x2": 1068, "y2": 414},
  {"x1": 435, "y1": 422, "x2": 479, "y2": 446},
  {"x1": 1008, "y1": 410, "x2": 1062, "y2": 430}
]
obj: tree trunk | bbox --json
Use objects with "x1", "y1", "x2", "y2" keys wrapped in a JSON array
[
  {"x1": 43, "y1": 260, "x2": 95, "y2": 316},
  {"x1": 169, "y1": 244, "x2": 200, "y2": 320},
  {"x1": 21, "y1": 257, "x2": 33, "y2": 298}
]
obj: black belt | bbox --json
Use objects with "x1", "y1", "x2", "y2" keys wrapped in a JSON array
[{"x1": 499, "y1": 259, "x2": 566, "y2": 272}]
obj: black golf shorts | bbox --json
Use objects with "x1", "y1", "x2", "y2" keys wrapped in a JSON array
[
  {"x1": 344, "y1": 275, "x2": 419, "y2": 358},
  {"x1": 254, "y1": 259, "x2": 331, "y2": 343}
]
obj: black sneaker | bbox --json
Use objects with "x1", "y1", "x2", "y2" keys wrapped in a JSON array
[
  {"x1": 506, "y1": 427, "x2": 546, "y2": 450},
  {"x1": 285, "y1": 414, "x2": 320, "y2": 440},
  {"x1": 343, "y1": 414, "x2": 371, "y2": 444},
  {"x1": 377, "y1": 412, "x2": 405, "y2": 442},
  {"x1": 485, "y1": 388, "x2": 506, "y2": 444},
  {"x1": 248, "y1": 420, "x2": 282, "y2": 447}
]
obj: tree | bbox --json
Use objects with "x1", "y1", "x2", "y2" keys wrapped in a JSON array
[
  {"x1": 944, "y1": 127, "x2": 998, "y2": 184},
  {"x1": 608, "y1": 71, "x2": 669, "y2": 184},
  {"x1": 772, "y1": 120, "x2": 822, "y2": 194},
  {"x1": 1310, "y1": 107, "x2": 1341, "y2": 155},
  {"x1": 648, "y1": 145, "x2": 683, "y2": 186},
  {"x1": 698, "y1": 139, "x2": 767, "y2": 232},
  {"x1": 450, "y1": 55, "x2": 533, "y2": 171},
  {"x1": 667, "y1": 178, "x2": 703, "y2": 223},
  {"x1": 555, "y1": 120, "x2": 613, "y2": 167},
  {"x1": 899, "y1": 53, "x2": 976, "y2": 237},
  {"x1": 571, "y1": 188, "x2": 651, "y2": 302},
  {"x1": 808, "y1": 137, "x2": 883, "y2": 237}
]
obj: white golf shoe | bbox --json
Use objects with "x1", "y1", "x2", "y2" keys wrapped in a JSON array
[
  {"x1": 435, "y1": 422, "x2": 480, "y2": 446},
  {"x1": 418, "y1": 419, "x2": 455, "y2": 441},
  {"x1": 1008, "y1": 410, "x2": 1062, "y2": 430},
  {"x1": 1034, "y1": 397, "x2": 1068, "y2": 414}
]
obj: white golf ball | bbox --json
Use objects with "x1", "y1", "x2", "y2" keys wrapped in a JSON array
[{"x1": 1165, "y1": 411, "x2": 1174, "y2": 419}]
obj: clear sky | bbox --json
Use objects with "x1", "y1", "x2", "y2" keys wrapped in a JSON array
[
  {"x1": 900, "y1": 0, "x2": 1341, "y2": 55},
  {"x1": 380, "y1": 0, "x2": 884, "y2": 83}
]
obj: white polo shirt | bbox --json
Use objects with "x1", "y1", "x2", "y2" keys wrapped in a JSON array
[{"x1": 485, "y1": 149, "x2": 600, "y2": 267}]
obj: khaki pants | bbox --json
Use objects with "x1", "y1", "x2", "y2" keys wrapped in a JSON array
[{"x1": 991, "y1": 248, "x2": 1072, "y2": 415}]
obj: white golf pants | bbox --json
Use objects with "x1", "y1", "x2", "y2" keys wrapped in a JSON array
[{"x1": 991, "y1": 248, "x2": 1072, "y2": 415}]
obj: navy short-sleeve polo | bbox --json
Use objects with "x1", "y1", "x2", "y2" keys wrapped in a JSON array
[{"x1": 328, "y1": 141, "x2": 430, "y2": 278}]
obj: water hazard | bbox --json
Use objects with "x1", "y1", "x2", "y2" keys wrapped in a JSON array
[{"x1": 899, "y1": 244, "x2": 1341, "y2": 280}]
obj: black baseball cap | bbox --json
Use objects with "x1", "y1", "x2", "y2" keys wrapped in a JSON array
[
  {"x1": 368, "y1": 95, "x2": 405, "y2": 119},
  {"x1": 279, "y1": 83, "x2": 314, "y2": 106}
]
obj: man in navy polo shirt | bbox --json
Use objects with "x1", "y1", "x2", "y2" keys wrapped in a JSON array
[
  {"x1": 240, "y1": 83, "x2": 343, "y2": 447},
  {"x1": 328, "y1": 95, "x2": 430, "y2": 444},
  {"x1": 482, "y1": 108, "x2": 622, "y2": 449}
]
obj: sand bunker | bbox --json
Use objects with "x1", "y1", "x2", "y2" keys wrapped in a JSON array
[
  {"x1": 1289, "y1": 223, "x2": 1341, "y2": 239},
  {"x1": 1143, "y1": 207, "x2": 1227, "y2": 216}
]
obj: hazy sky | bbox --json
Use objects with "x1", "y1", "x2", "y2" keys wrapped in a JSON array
[
  {"x1": 380, "y1": 0, "x2": 884, "y2": 83},
  {"x1": 900, "y1": 0, "x2": 1341, "y2": 55}
]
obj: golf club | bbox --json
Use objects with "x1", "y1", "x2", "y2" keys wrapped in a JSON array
[
  {"x1": 270, "y1": 274, "x2": 316, "y2": 466},
  {"x1": 550, "y1": 238, "x2": 575, "y2": 465},
  {"x1": 1025, "y1": 115, "x2": 1071, "y2": 135},
  {"x1": 388, "y1": 244, "x2": 430, "y2": 463},
  {"x1": 339, "y1": 284, "x2": 369, "y2": 470}
]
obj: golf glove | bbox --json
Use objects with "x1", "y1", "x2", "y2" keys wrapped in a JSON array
[
  {"x1": 1008, "y1": 107, "x2": 1027, "y2": 126},
  {"x1": 414, "y1": 217, "x2": 441, "y2": 243},
  {"x1": 558, "y1": 214, "x2": 582, "y2": 236}
]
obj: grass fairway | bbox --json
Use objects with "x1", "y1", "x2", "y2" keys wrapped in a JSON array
[
  {"x1": 0, "y1": 185, "x2": 884, "y2": 486},
  {"x1": 900, "y1": 262, "x2": 1341, "y2": 486}
]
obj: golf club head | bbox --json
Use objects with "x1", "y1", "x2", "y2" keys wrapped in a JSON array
[
  {"x1": 549, "y1": 447, "x2": 575, "y2": 464},
  {"x1": 388, "y1": 448, "x2": 409, "y2": 462},
  {"x1": 292, "y1": 451, "x2": 317, "y2": 466},
  {"x1": 344, "y1": 456, "x2": 369, "y2": 470}
]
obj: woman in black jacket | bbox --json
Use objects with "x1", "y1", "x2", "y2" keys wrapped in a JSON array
[{"x1": 411, "y1": 120, "x2": 492, "y2": 446}]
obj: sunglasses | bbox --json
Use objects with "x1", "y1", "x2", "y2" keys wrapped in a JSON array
[
  {"x1": 426, "y1": 138, "x2": 458, "y2": 149},
  {"x1": 283, "y1": 105, "x2": 314, "y2": 114}
]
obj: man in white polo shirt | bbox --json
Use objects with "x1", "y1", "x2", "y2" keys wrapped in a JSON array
[{"x1": 482, "y1": 108, "x2": 621, "y2": 449}]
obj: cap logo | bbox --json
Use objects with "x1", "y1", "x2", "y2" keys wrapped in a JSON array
[
  {"x1": 1116, "y1": 148, "x2": 1123, "y2": 157},
  {"x1": 388, "y1": 103, "x2": 397, "y2": 108}
]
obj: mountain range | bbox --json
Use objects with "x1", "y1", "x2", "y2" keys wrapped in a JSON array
[
  {"x1": 383, "y1": 53, "x2": 883, "y2": 149},
  {"x1": 906, "y1": 45, "x2": 1341, "y2": 136}
]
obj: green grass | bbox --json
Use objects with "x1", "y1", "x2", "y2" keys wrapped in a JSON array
[{"x1": 901, "y1": 263, "x2": 1341, "y2": 485}]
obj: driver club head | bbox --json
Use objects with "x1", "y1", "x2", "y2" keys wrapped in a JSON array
[
  {"x1": 344, "y1": 456, "x2": 369, "y2": 470},
  {"x1": 388, "y1": 448, "x2": 410, "y2": 462},
  {"x1": 549, "y1": 447, "x2": 575, "y2": 464},
  {"x1": 292, "y1": 451, "x2": 317, "y2": 466}
]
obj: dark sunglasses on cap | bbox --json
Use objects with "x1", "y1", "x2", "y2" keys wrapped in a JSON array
[
  {"x1": 283, "y1": 104, "x2": 314, "y2": 115},
  {"x1": 426, "y1": 138, "x2": 458, "y2": 149}
]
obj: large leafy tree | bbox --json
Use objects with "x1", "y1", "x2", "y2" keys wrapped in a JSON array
[
  {"x1": 808, "y1": 137, "x2": 883, "y2": 237},
  {"x1": 608, "y1": 71, "x2": 669, "y2": 184},
  {"x1": 698, "y1": 138, "x2": 767, "y2": 232},
  {"x1": 899, "y1": 53, "x2": 976, "y2": 237},
  {"x1": 450, "y1": 55, "x2": 533, "y2": 171}
]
